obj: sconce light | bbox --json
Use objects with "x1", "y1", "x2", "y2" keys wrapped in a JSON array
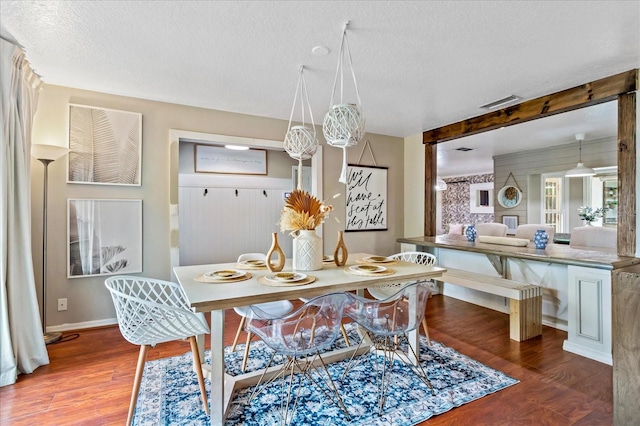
[
  {"x1": 224, "y1": 145, "x2": 249, "y2": 150},
  {"x1": 435, "y1": 177, "x2": 447, "y2": 191}
]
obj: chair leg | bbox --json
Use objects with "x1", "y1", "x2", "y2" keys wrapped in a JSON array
[
  {"x1": 340, "y1": 324, "x2": 350, "y2": 346},
  {"x1": 241, "y1": 331, "x2": 252, "y2": 372},
  {"x1": 231, "y1": 316, "x2": 246, "y2": 352},
  {"x1": 421, "y1": 318, "x2": 431, "y2": 345},
  {"x1": 127, "y1": 344, "x2": 149, "y2": 426},
  {"x1": 188, "y1": 336, "x2": 209, "y2": 415}
]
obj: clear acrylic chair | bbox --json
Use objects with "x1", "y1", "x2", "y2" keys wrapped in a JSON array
[
  {"x1": 344, "y1": 280, "x2": 434, "y2": 416},
  {"x1": 299, "y1": 296, "x2": 351, "y2": 347},
  {"x1": 104, "y1": 276, "x2": 210, "y2": 425},
  {"x1": 366, "y1": 251, "x2": 436, "y2": 344},
  {"x1": 231, "y1": 253, "x2": 294, "y2": 372},
  {"x1": 246, "y1": 292, "x2": 351, "y2": 424}
]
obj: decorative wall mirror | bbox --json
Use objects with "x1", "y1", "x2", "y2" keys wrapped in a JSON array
[{"x1": 497, "y1": 185, "x2": 522, "y2": 208}]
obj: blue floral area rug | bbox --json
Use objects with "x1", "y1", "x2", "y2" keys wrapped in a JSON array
[{"x1": 133, "y1": 324, "x2": 517, "y2": 425}]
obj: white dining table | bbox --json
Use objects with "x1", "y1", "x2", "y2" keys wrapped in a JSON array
[{"x1": 173, "y1": 252, "x2": 446, "y2": 426}]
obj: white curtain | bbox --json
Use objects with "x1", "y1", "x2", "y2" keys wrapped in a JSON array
[{"x1": 0, "y1": 38, "x2": 49, "y2": 387}]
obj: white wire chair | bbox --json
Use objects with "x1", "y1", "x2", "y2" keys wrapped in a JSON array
[
  {"x1": 366, "y1": 251, "x2": 436, "y2": 344},
  {"x1": 343, "y1": 280, "x2": 435, "y2": 416},
  {"x1": 231, "y1": 253, "x2": 294, "y2": 372},
  {"x1": 104, "y1": 275, "x2": 210, "y2": 425},
  {"x1": 246, "y1": 292, "x2": 351, "y2": 424}
]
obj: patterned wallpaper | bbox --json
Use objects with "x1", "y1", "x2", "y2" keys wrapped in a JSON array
[{"x1": 442, "y1": 173, "x2": 494, "y2": 229}]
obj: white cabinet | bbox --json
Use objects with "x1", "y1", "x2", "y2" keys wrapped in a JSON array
[{"x1": 563, "y1": 266, "x2": 612, "y2": 365}]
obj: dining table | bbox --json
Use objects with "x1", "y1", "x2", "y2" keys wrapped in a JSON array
[{"x1": 173, "y1": 252, "x2": 447, "y2": 425}]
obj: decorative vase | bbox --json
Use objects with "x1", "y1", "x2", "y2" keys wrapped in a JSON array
[
  {"x1": 333, "y1": 231, "x2": 348, "y2": 266},
  {"x1": 293, "y1": 229, "x2": 323, "y2": 271},
  {"x1": 533, "y1": 229, "x2": 549, "y2": 249},
  {"x1": 584, "y1": 221, "x2": 593, "y2": 226},
  {"x1": 266, "y1": 232, "x2": 285, "y2": 272},
  {"x1": 465, "y1": 225, "x2": 477, "y2": 242}
]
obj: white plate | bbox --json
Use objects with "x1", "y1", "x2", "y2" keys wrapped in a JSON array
[
  {"x1": 350, "y1": 264, "x2": 387, "y2": 274},
  {"x1": 265, "y1": 272, "x2": 307, "y2": 283},
  {"x1": 204, "y1": 269, "x2": 245, "y2": 280},
  {"x1": 363, "y1": 255, "x2": 393, "y2": 263},
  {"x1": 240, "y1": 259, "x2": 266, "y2": 267}
]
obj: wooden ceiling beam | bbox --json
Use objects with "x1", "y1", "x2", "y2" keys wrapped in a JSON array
[{"x1": 423, "y1": 69, "x2": 638, "y2": 144}]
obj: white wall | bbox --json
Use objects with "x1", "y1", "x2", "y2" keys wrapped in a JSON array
[
  {"x1": 403, "y1": 133, "x2": 425, "y2": 237},
  {"x1": 494, "y1": 137, "x2": 617, "y2": 224}
]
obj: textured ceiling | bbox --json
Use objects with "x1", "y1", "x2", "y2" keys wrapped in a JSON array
[{"x1": 1, "y1": 1, "x2": 638, "y2": 175}]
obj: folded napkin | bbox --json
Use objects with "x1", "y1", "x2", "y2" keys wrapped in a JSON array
[{"x1": 477, "y1": 236, "x2": 529, "y2": 247}]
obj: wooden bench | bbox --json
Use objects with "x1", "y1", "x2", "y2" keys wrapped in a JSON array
[{"x1": 440, "y1": 268, "x2": 542, "y2": 342}]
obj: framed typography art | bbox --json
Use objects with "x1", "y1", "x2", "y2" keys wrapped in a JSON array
[{"x1": 345, "y1": 165, "x2": 388, "y2": 232}]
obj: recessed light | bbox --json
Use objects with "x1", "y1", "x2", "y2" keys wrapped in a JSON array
[
  {"x1": 225, "y1": 145, "x2": 250, "y2": 150},
  {"x1": 479, "y1": 95, "x2": 522, "y2": 110},
  {"x1": 312, "y1": 45, "x2": 330, "y2": 56}
]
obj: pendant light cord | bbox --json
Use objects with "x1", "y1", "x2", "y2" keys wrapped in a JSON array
[{"x1": 328, "y1": 22, "x2": 363, "y2": 110}]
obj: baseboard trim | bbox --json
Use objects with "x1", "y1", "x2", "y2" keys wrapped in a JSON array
[
  {"x1": 563, "y1": 340, "x2": 613, "y2": 365},
  {"x1": 47, "y1": 318, "x2": 118, "y2": 333}
]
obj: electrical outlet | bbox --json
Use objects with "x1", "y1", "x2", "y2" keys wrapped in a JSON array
[{"x1": 57, "y1": 298, "x2": 67, "y2": 311}]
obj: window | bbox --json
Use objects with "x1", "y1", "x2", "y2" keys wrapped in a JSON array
[
  {"x1": 543, "y1": 176, "x2": 565, "y2": 232},
  {"x1": 469, "y1": 182, "x2": 494, "y2": 213}
]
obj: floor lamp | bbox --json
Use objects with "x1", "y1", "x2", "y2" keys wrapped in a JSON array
[{"x1": 31, "y1": 144, "x2": 69, "y2": 345}]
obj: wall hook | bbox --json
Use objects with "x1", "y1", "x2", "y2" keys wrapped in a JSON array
[
  {"x1": 203, "y1": 188, "x2": 208, "y2": 196},
  {"x1": 263, "y1": 190, "x2": 267, "y2": 197},
  {"x1": 235, "y1": 189, "x2": 238, "y2": 197}
]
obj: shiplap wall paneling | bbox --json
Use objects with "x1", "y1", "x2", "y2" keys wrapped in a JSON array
[
  {"x1": 179, "y1": 187, "x2": 292, "y2": 265},
  {"x1": 494, "y1": 137, "x2": 617, "y2": 225}
]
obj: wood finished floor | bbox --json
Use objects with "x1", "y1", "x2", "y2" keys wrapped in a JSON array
[{"x1": 0, "y1": 295, "x2": 612, "y2": 425}]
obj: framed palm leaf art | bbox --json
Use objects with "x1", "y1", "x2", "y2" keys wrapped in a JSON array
[
  {"x1": 68, "y1": 104, "x2": 142, "y2": 185},
  {"x1": 67, "y1": 199, "x2": 142, "y2": 278}
]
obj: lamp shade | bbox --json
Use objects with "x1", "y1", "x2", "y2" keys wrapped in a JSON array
[
  {"x1": 323, "y1": 103, "x2": 365, "y2": 148},
  {"x1": 565, "y1": 133, "x2": 594, "y2": 177},
  {"x1": 284, "y1": 125, "x2": 317, "y2": 160},
  {"x1": 31, "y1": 144, "x2": 69, "y2": 161},
  {"x1": 565, "y1": 162, "x2": 596, "y2": 177}
]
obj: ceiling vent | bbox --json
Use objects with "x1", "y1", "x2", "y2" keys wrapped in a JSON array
[
  {"x1": 455, "y1": 147, "x2": 474, "y2": 152},
  {"x1": 479, "y1": 95, "x2": 522, "y2": 110}
]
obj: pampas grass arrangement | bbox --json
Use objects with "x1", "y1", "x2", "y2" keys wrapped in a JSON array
[{"x1": 280, "y1": 189, "x2": 333, "y2": 232}]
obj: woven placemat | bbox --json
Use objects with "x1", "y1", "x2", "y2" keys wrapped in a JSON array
[
  {"x1": 195, "y1": 272, "x2": 253, "y2": 283},
  {"x1": 257, "y1": 275, "x2": 317, "y2": 287}
]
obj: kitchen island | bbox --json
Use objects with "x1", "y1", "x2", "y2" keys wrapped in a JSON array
[{"x1": 398, "y1": 234, "x2": 640, "y2": 364}]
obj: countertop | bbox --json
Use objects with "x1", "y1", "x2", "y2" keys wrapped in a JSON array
[{"x1": 398, "y1": 235, "x2": 640, "y2": 270}]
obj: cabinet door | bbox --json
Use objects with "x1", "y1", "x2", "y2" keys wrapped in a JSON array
[{"x1": 564, "y1": 266, "x2": 612, "y2": 365}]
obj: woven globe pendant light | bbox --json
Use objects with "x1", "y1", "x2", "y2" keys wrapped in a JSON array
[
  {"x1": 284, "y1": 66, "x2": 318, "y2": 189},
  {"x1": 323, "y1": 22, "x2": 365, "y2": 184}
]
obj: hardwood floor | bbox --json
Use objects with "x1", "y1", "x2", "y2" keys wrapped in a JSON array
[{"x1": 0, "y1": 295, "x2": 612, "y2": 425}]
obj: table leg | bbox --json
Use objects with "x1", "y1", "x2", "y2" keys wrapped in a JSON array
[
  {"x1": 407, "y1": 289, "x2": 419, "y2": 364},
  {"x1": 210, "y1": 309, "x2": 225, "y2": 425}
]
